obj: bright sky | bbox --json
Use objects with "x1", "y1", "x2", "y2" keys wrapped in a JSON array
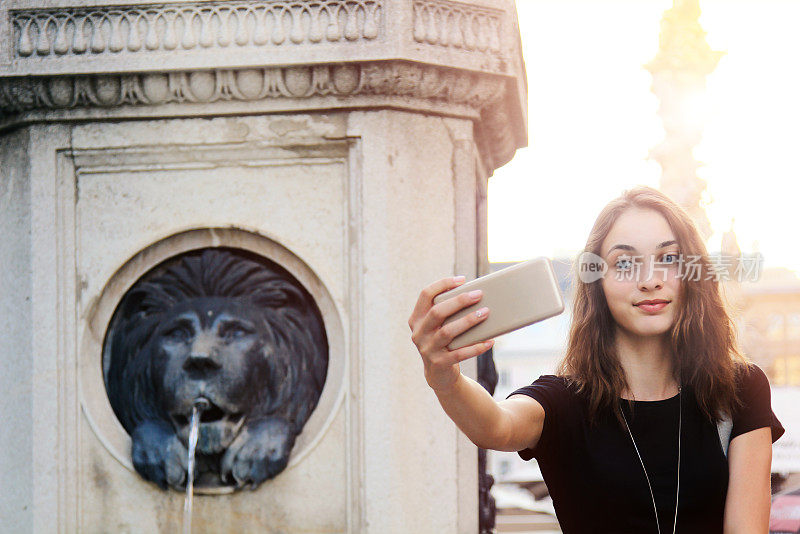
[{"x1": 489, "y1": 0, "x2": 800, "y2": 276}]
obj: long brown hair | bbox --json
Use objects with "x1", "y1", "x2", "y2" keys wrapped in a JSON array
[{"x1": 557, "y1": 185, "x2": 747, "y2": 427}]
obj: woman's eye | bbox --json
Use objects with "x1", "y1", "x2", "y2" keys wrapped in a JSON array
[
  {"x1": 663, "y1": 253, "x2": 679, "y2": 264},
  {"x1": 615, "y1": 258, "x2": 633, "y2": 271}
]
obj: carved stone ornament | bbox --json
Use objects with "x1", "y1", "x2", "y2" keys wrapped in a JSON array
[
  {"x1": 103, "y1": 248, "x2": 329, "y2": 490},
  {"x1": 0, "y1": 63, "x2": 504, "y2": 110},
  {"x1": 412, "y1": 0, "x2": 502, "y2": 55},
  {"x1": 0, "y1": 0, "x2": 527, "y2": 171},
  {"x1": 6, "y1": 0, "x2": 514, "y2": 75},
  {"x1": 12, "y1": 1, "x2": 380, "y2": 57},
  {"x1": 0, "y1": 61, "x2": 518, "y2": 168}
]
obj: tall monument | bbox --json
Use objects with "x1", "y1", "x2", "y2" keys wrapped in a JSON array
[{"x1": 647, "y1": 0, "x2": 722, "y2": 241}]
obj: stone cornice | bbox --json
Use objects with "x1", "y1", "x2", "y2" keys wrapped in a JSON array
[
  {"x1": 0, "y1": 0, "x2": 527, "y2": 171},
  {"x1": 0, "y1": 60, "x2": 520, "y2": 170},
  {"x1": 0, "y1": 62, "x2": 504, "y2": 111}
]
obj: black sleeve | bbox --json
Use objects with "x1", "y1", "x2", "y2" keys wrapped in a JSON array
[
  {"x1": 505, "y1": 374, "x2": 569, "y2": 461},
  {"x1": 730, "y1": 363, "x2": 785, "y2": 443}
]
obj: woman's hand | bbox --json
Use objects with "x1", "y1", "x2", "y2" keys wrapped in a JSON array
[
  {"x1": 408, "y1": 276, "x2": 494, "y2": 392},
  {"x1": 408, "y1": 276, "x2": 544, "y2": 452}
]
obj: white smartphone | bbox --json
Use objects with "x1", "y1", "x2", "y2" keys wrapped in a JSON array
[{"x1": 432, "y1": 257, "x2": 565, "y2": 350}]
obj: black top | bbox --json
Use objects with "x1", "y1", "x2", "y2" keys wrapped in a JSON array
[{"x1": 507, "y1": 363, "x2": 785, "y2": 534}]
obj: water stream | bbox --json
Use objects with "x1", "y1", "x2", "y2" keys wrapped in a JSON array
[{"x1": 183, "y1": 399, "x2": 207, "y2": 534}]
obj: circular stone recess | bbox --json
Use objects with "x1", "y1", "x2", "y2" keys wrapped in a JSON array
[{"x1": 80, "y1": 227, "x2": 346, "y2": 493}]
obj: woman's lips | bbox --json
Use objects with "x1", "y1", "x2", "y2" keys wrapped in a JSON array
[{"x1": 635, "y1": 302, "x2": 669, "y2": 313}]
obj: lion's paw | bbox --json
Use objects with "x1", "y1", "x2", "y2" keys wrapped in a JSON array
[
  {"x1": 131, "y1": 420, "x2": 189, "y2": 490},
  {"x1": 220, "y1": 418, "x2": 295, "y2": 489}
]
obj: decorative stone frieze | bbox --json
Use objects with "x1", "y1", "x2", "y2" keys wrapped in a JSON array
[
  {"x1": 412, "y1": 0, "x2": 502, "y2": 55},
  {"x1": 0, "y1": 62, "x2": 504, "y2": 111},
  {"x1": 12, "y1": 1, "x2": 381, "y2": 58}
]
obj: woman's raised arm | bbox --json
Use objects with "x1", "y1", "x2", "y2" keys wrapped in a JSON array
[{"x1": 408, "y1": 277, "x2": 546, "y2": 452}]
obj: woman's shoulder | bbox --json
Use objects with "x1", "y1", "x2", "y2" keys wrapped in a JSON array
[
  {"x1": 731, "y1": 361, "x2": 772, "y2": 402},
  {"x1": 729, "y1": 361, "x2": 785, "y2": 443},
  {"x1": 508, "y1": 374, "x2": 572, "y2": 393},
  {"x1": 506, "y1": 375, "x2": 591, "y2": 461},
  {"x1": 505, "y1": 374, "x2": 579, "y2": 410},
  {"x1": 734, "y1": 360, "x2": 769, "y2": 384}
]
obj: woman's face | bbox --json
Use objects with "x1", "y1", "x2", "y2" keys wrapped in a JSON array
[{"x1": 600, "y1": 207, "x2": 682, "y2": 340}]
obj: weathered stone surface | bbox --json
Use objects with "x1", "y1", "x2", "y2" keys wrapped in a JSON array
[
  {"x1": 0, "y1": 127, "x2": 33, "y2": 533},
  {"x1": 0, "y1": 1, "x2": 525, "y2": 531},
  {"x1": 0, "y1": 0, "x2": 527, "y2": 173},
  {"x1": 1, "y1": 110, "x2": 492, "y2": 532}
]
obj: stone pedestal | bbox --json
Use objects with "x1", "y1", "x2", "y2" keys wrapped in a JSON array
[{"x1": 0, "y1": 1, "x2": 526, "y2": 532}]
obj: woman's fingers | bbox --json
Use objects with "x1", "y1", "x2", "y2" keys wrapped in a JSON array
[
  {"x1": 451, "y1": 339, "x2": 495, "y2": 363},
  {"x1": 409, "y1": 276, "x2": 489, "y2": 374},
  {"x1": 409, "y1": 276, "x2": 465, "y2": 330},
  {"x1": 418, "y1": 289, "x2": 484, "y2": 335},
  {"x1": 433, "y1": 305, "x2": 489, "y2": 346}
]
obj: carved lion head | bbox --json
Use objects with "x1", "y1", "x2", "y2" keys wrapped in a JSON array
[{"x1": 104, "y1": 248, "x2": 328, "y2": 490}]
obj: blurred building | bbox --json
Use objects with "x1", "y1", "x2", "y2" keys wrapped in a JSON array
[
  {"x1": 733, "y1": 251, "x2": 800, "y2": 477},
  {"x1": 740, "y1": 267, "x2": 800, "y2": 386}
]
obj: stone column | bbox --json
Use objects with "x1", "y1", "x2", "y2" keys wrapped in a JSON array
[{"x1": 0, "y1": 1, "x2": 526, "y2": 532}]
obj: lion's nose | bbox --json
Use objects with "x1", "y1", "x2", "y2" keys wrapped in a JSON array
[{"x1": 183, "y1": 351, "x2": 222, "y2": 374}]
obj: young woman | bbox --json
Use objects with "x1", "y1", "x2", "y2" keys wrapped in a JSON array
[{"x1": 408, "y1": 186, "x2": 784, "y2": 533}]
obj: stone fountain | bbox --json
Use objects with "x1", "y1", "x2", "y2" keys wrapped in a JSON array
[{"x1": 0, "y1": 1, "x2": 526, "y2": 531}]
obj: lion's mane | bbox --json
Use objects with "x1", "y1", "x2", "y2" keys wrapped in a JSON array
[{"x1": 104, "y1": 247, "x2": 328, "y2": 442}]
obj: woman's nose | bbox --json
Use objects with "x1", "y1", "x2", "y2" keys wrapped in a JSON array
[{"x1": 637, "y1": 257, "x2": 665, "y2": 289}]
